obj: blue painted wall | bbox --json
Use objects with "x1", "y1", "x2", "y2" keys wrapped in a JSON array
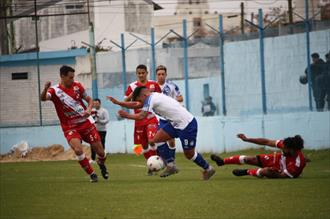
[{"x1": 1, "y1": 112, "x2": 329, "y2": 154}]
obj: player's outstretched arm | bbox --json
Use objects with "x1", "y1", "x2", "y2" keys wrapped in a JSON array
[
  {"x1": 40, "y1": 81, "x2": 52, "y2": 101},
  {"x1": 237, "y1": 133, "x2": 277, "y2": 147},
  {"x1": 118, "y1": 110, "x2": 147, "y2": 120},
  {"x1": 107, "y1": 96, "x2": 143, "y2": 109}
]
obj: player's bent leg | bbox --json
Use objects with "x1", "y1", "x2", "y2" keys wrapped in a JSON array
[
  {"x1": 149, "y1": 129, "x2": 173, "y2": 145},
  {"x1": 167, "y1": 139, "x2": 176, "y2": 163},
  {"x1": 232, "y1": 168, "x2": 278, "y2": 178},
  {"x1": 211, "y1": 154, "x2": 259, "y2": 166},
  {"x1": 91, "y1": 141, "x2": 109, "y2": 180},
  {"x1": 156, "y1": 142, "x2": 179, "y2": 178},
  {"x1": 184, "y1": 148, "x2": 215, "y2": 180},
  {"x1": 69, "y1": 138, "x2": 97, "y2": 182}
]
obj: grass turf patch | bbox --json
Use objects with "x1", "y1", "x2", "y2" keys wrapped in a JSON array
[{"x1": 1, "y1": 149, "x2": 329, "y2": 219}]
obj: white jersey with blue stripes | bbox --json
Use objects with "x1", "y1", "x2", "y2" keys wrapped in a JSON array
[
  {"x1": 159, "y1": 80, "x2": 181, "y2": 99},
  {"x1": 142, "y1": 93, "x2": 193, "y2": 130}
]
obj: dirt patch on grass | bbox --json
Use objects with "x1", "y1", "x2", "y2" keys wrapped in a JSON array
[{"x1": 0, "y1": 144, "x2": 92, "y2": 163}]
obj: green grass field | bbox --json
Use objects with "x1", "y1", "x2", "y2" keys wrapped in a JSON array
[{"x1": 1, "y1": 149, "x2": 330, "y2": 219}]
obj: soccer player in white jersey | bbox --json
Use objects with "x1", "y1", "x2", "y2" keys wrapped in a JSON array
[
  {"x1": 155, "y1": 65, "x2": 183, "y2": 176},
  {"x1": 108, "y1": 86, "x2": 216, "y2": 180}
]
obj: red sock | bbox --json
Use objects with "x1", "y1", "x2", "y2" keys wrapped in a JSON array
[
  {"x1": 143, "y1": 149, "x2": 157, "y2": 160},
  {"x1": 247, "y1": 168, "x2": 261, "y2": 177},
  {"x1": 224, "y1": 155, "x2": 241, "y2": 165},
  {"x1": 97, "y1": 154, "x2": 107, "y2": 165},
  {"x1": 79, "y1": 157, "x2": 94, "y2": 175}
]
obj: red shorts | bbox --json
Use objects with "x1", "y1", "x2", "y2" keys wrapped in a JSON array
[
  {"x1": 257, "y1": 152, "x2": 281, "y2": 169},
  {"x1": 63, "y1": 120, "x2": 101, "y2": 144},
  {"x1": 134, "y1": 122, "x2": 158, "y2": 147}
]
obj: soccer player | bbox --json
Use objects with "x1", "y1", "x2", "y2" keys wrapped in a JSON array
[
  {"x1": 108, "y1": 86, "x2": 216, "y2": 180},
  {"x1": 124, "y1": 64, "x2": 162, "y2": 175},
  {"x1": 40, "y1": 65, "x2": 109, "y2": 182},
  {"x1": 210, "y1": 134, "x2": 307, "y2": 178},
  {"x1": 155, "y1": 65, "x2": 183, "y2": 175}
]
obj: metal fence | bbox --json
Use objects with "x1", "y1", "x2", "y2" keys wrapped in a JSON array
[{"x1": 0, "y1": 7, "x2": 330, "y2": 127}]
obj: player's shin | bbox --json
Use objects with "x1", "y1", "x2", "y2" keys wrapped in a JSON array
[
  {"x1": 190, "y1": 151, "x2": 210, "y2": 170},
  {"x1": 224, "y1": 155, "x2": 246, "y2": 165},
  {"x1": 97, "y1": 153, "x2": 107, "y2": 165},
  {"x1": 247, "y1": 168, "x2": 262, "y2": 177},
  {"x1": 156, "y1": 142, "x2": 174, "y2": 166},
  {"x1": 77, "y1": 153, "x2": 94, "y2": 175},
  {"x1": 168, "y1": 145, "x2": 176, "y2": 163}
]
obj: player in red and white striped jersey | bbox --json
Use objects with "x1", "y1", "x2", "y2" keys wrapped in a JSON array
[
  {"x1": 210, "y1": 134, "x2": 307, "y2": 178},
  {"x1": 40, "y1": 65, "x2": 109, "y2": 182},
  {"x1": 123, "y1": 65, "x2": 162, "y2": 175}
]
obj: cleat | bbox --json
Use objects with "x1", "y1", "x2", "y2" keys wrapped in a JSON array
[
  {"x1": 232, "y1": 169, "x2": 248, "y2": 176},
  {"x1": 98, "y1": 164, "x2": 109, "y2": 180},
  {"x1": 210, "y1": 154, "x2": 224, "y2": 166},
  {"x1": 202, "y1": 167, "x2": 216, "y2": 180},
  {"x1": 160, "y1": 166, "x2": 179, "y2": 178},
  {"x1": 90, "y1": 173, "x2": 98, "y2": 183}
]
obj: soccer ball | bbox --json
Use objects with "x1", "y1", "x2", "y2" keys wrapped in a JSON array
[{"x1": 147, "y1": 155, "x2": 165, "y2": 172}]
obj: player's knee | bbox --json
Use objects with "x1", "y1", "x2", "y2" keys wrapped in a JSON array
[
  {"x1": 168, "y1": 139, "x2": 175, "y2": 148},
  {"x1": 183, "y1": 149, "x2": 194, "y2": 160}
]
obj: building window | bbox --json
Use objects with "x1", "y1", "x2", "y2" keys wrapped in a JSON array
[
  {"x1": 193, "y1": 17, "x2": 201, "y2": 27},
  {"x1": 189, "y1": 0, "x2": 192, "y2": 4},
  {"x1": 204, "y1": 11, "x2": 209, "y2": 14},
  {"x1": 65, "y1": 4, "x2": 84, "y2": 10},
  {"x1": 189, "y1": 11, "x2": 192, "y2": 15},
  {"x1": 12, "y1": 72, "x2": 28, "y2": 80}
]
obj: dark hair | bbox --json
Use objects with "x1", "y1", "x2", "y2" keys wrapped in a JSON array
[
  {"x1": 283, "y1": 135, "x2": 304, "y2": 150},
  {"x1": 132, "y1": 86, "x2": 147, "y2": 101},
  {"x1": 326, "y1": 52, "x2": 330, "y2": 59},
  {"x1": 156, "y1": 65, "x2": 167, "y2": 73},
  {"x1": 94, "y1": 98, "x2": 101, "y2": 103},
  {"x1": 60, "y1": 65, "x2": 75, "y2": 76},
  {"x1": 136, "y1": 64, "x2": 147, "y2": 71},
  {"x1": 311, "y1": 53, "x2": 320, "y2": 59}
]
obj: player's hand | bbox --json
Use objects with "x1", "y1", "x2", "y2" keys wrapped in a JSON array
[
  {"x1": 107, "y1": 96, "x2": 119, "y2": 104},
  {"x1": 44, "y1": 81, "x2": 51, "y2": 90},
  {"x1": 237, "y1": 133, "x2": 248, "y2": 141},
  {"x1": 118, "y1": 110, "x2": 128, "y2": 118},
  {"x1": 83, "y1": 108, "x2": 92, "y2": 118}
]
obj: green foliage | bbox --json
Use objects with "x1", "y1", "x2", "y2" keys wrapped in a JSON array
[{"x1": 1, "y1": 149, "x2": 329, "y2": 219}]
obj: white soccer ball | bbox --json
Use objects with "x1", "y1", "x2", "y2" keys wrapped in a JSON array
[{"x1": 147, "y1": 155, "x2": 165, "y2": 172}]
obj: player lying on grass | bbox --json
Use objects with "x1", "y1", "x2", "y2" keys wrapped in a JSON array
[
  {"x1": 108, "y1": 86, "x2": 216, "y2": 180},
  {"x1": 210, "y1": 134, "x2": 307, "y2": 178},
  {"x1": 40, "y1": 65, "x2": 109, "y2": 183}
]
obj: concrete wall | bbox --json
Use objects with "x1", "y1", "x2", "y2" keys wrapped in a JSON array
[
  {"x1": 96, "y1": 29, "x2": 330, "y2": 117},
  {"x1": 1, "y1": 111, "x2": 329, "y2": 154}
]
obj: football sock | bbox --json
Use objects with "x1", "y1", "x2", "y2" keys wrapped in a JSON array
[
  {"x1": 77, "y1": 154, "x2": 94, "y2": 175},
  {"x1": 97, "y1": 154, "x2": 107, "y2": 165},
  {"x1": 247, "y1": 168, "x2": 262, "y2": 177},
  {"x1": 191, "y1": 151, "x2": 210, "y2": 170},
  {"x1": 224, "y1": 155, "x2": 246, "y2": 165},
  {"x1": 142, "y1": 146, "x2": 157, "y2": 160},
  {"x1": 168, "y1": 145, "x2": 176, "y2": 162},
  {"x1": 156, "y1": 143, "x2": 174, "y2": 164}
]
